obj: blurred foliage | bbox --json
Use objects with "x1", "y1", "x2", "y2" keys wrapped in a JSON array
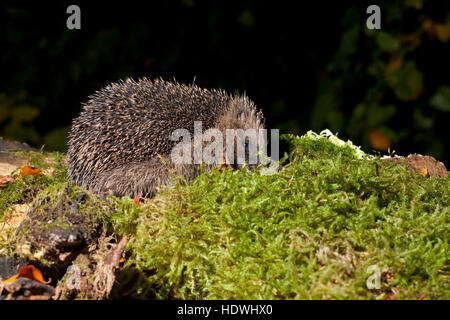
[
  {"x1": 311, "y1": 0, "x2": 449, "y2": 161},
  {"x1": 0, "y1": 0, "x2": 449, "y2": 163}
]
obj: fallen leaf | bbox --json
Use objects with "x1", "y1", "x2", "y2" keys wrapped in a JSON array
[
  {"x1": 419, "y1": 168, "x2": 429, "y2": 177},
  {"x1": 19, "y1": 165, "x2": 43, "y2": 179},
  {"x1": 133, "y1": 194, "x2": 142, "y2": 205},
  {"x1": 3, "y1": 265, "x2": 47, "y2": 284}
]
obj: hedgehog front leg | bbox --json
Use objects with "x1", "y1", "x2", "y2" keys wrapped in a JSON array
[{"x1": 91, "y1": 157, "x2": 180, "y2": 198}]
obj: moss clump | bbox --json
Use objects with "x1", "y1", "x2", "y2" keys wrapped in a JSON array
[
  {"x1": 110, "y1": 132, "x2": 449, "y2": 299},
  {"x1": 1, "y1": 131, "x2": 447, "y2": 299},
  {"x1": 11, "y1": 182, "x2": 111, "y2": 266}
]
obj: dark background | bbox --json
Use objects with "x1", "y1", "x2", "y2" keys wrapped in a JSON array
[{"x1": 1, "y1": 0, "x2": 449, "y2": 165}]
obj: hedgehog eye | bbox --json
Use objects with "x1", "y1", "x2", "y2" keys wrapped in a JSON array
[{"x1": 244, "y1": 137, "x2": 249, "y2": 150}]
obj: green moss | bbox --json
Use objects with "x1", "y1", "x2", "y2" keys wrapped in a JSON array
[
  {"x1": 19, "y1": 181, "x2": 110, "y2": 234},
  {"x1": 1, "y1": 131, "x2": 448, "y2": 299},
  {"x1": 0, "y1": 175, "x2": 50, "y2": 217},
  {"x1": 109, "y1": 132, "x2": 449, "y2": 299},
  {"x1": 12, "y1": 150, "x2": 50, "y2": 171},
  {"x1": 0, "y1": 152, "x2": 67, "y2": 217},
  {"x1": 10, "y1": 182, "x2": 112, "y2": 266}
]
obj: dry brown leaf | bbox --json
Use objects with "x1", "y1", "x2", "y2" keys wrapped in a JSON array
[
  {"x1": 19, "y1": 165, "x2": 43, "y2": 179},
  {"x1": 3, "y1": 265, "x2": 47, "y2": 284},
  {"x1": 419, "y1": 168, "x2": 429, "y2": 177},
  {"x1": 133, "y1": 194, "x2": 142, "y2": 205}
]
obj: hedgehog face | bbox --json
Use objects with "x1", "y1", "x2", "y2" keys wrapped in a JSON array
[{"x1": 216, "y1": 96, "x2": 265, "y2": 169}]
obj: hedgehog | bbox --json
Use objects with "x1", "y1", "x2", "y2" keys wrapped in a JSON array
[{"x1": 68, "y1": 78, "x2": 265, "y2": 198}]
